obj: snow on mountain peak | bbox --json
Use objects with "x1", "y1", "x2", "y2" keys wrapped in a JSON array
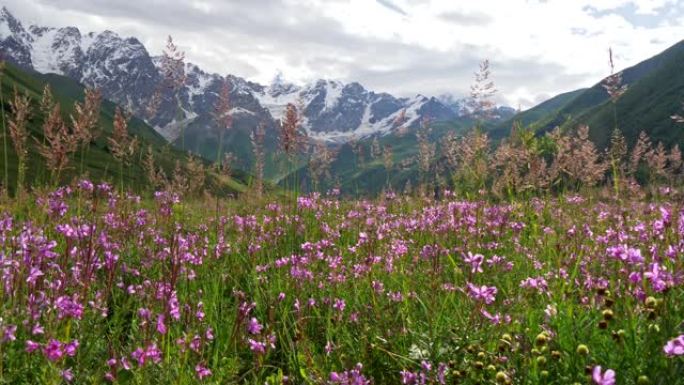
[
  {"x1": 0, "y1": 6, "x2": 482, "y2": 144},
  {"x1": 28, "y1": 26, "x2": 59, "y2": 73},
  {"x1": 322, "y1": 80, "x2": 343, "y2": 110},
  {"x1": 0, "y1": 6, "x2": 23, "y2": 36}
]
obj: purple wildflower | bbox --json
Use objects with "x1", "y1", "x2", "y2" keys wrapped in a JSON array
[
  {"x1": 44, "y1": 339, "x2": 64, "y2": 362},
  {"x1": 2, "y1": 324, "x2": 17, "y2": 342},
  {"x1": 25, "y1": 340, "x2": 40, "y2": 353},
  {"x1": 333, "y1": 298, "x2": 346, "y2": 313},
  {"x1": 247, "y1": 318, "x2": 263, "y2": 335},
  {"x1": 61, "y1": 368, "x2": 74, "y2": 382},
  {"x1": 467, "y1": 283, "x2": 497, "y2": 304},
  {"x1": 248, "y1": 338, "x2": 266, "y2": 354},
  {"x1": 664, "y1": 335, "x2": 684, "y2": 357},
  {"x1": 144, "y1": 343, "x2": 162, "y2": 364},
  {"x1": 65, "y1": 340, "x2": 79, "y2": 357},
  {"x1": 328, "y1": 363, "x2": 370, "y2": 385},
  {"x1": 156, "y1": 314, "x2": 167, "y2": 335},
  {"x1": 463, "y1": 252, "x2": 484, "y2": 273},
  {"x1": 195, "y1": 363, "x2": 212, "y2": 379},
  {"x1": 592, "y1": 366, "x2": 616, "y2": 385}
]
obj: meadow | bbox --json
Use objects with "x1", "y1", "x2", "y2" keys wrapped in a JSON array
[
  {"x1": 0, "y1": 183, "x2": 683, "y2": 384},
  {"x1": 1, "y1": 44, "x2": 684, "y2": 384}
]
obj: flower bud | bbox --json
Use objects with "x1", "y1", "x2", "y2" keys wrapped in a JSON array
[
  {"x1": 535, "y1": 333, "x2": 548, "y2": 347},
  {"x1": 496, "y1": 371, "x2": 508, "y2": 383},
  {"x1": 602, "y1": 309, "x2": 614, "y2": 321},
  {"x1": 576, "y1": 344, "x2": 589, "y2": 356}
]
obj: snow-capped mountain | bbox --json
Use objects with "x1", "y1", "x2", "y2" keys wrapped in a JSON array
[
  {"x1": 0, "y1": 7, "x2": 503, "y2": 146},
  {"x1": 437, "y1": 94, "x2": 517, "y2": 121},
  {"x1": 250, "y1": 77, "x2": 457, "y2": 142},
  {"x1": 0, "y1": 7, "x2": 161, "y2": 121}
]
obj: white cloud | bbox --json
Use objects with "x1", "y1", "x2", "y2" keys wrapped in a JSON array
[{"x1": 4, "y1": 0, "x2": 683, "y2": 108}]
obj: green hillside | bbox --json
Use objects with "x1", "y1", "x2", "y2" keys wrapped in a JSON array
[
  {"x1": 574, "y1": 47, "x2": 684, "y2": 148},
  {"x1": 489, "y1": 88, "x2": 586, "y2": 140},
  {"x1": 0, "y1": 62, "x2": 249, "y2": 194},
  {"x1": 495, "y1": 40, "x2": 684, "y2": 147},
  {"x1": 278, "y1": 119, "x2": 474, "y2": 196}
]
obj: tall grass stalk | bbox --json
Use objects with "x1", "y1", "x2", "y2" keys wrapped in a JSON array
[
  {"x1": 7, "y1": 88, "x2": 30, "y2": 199},
  {"x1": 213, "y1": 79, "x2": 232, "y2": 170},
  {"x1": 0, "y1": 66, "x2": 8, "y2": 195}
]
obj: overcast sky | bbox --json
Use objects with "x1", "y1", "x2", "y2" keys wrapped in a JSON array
[{"x1": 5, "y1": 0, "x2": 684, "y2": 108}]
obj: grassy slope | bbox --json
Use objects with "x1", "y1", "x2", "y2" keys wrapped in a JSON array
[
  {"x1": 278, "y1": 119, "x2": 474, "y2": 196},
  {"x1": 493, "y1": 40, "x2": 684, "y2": 147},
  {"x1": 572, "y1": 47, "x2": 684, "y2": 148},
  {"x1": 0, "y1": 63, "x2": 250, "y2": 194},
  {"x1": 488, "y1": 88, "x2": 587, "y2": 141}
]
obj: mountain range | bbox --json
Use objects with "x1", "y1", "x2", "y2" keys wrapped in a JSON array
[{"x1": 0, "y1": 6, "x2": 513, "y2": 156}]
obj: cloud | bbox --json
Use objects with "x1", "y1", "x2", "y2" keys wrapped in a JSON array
[
  {"x1": 3, "y1": 0, "x2": 684, "y2": 109},
  {"x1": 376, "y1": 0, "x2": 408, "y2": 16},
  {"x1": 438, "y1": 10, "x2": 492, "y2": 25}
]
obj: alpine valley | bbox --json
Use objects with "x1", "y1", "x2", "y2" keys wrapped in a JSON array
[
  {"x1": 0, "y1": 7, "x2": 512, "y2": 178},
  {"x1": 1, "y1": 6, "x2": 683, "y2": 194}
]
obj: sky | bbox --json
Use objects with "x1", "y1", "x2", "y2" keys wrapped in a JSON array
[{"x1": 4, "y1": 0, "x2": 684, "y2": 108}]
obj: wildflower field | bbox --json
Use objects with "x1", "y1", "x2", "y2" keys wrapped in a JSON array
[
  {"x1": 1, "y1": 30, "x2": 684, "y2": 385},
  {"x1": 1, "y1": 184, "x2": 683, "y2": 384}
]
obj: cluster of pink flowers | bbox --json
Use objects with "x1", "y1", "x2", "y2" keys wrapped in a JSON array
[
  {"x1": 400, "y1": 361, "x2": 447, "y2": 385},
  {"x1": 1, "y1": 182, "x2": 684, "y2": 383},
  {"x1": 329, "y1": 363, "x2": 370, "y2": 385}
]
